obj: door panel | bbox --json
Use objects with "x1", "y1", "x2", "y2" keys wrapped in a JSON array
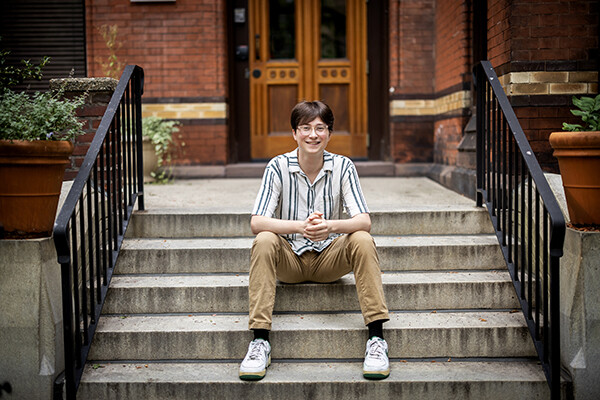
[
  {"x1": 268, "y1": 84, "x2": 297, "y2": 134},
  {"x1": 249, "y1": 0, "x2": 367, "y2": 160}
]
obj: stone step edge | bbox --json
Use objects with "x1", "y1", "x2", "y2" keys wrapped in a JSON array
[
  {"x1": 132, "y1": 208, "x2": 489, "y2": 215},
  {"x1": 89, "y1": 311, "x2": 534, "y2": 360},
  {"x1": 78, "y1": 362, "x2": 551, "y2": 399},
  {"x1": 102, "y1": 270, "x2": 520, "y2": 314},
  {"x1": 95, "y1": 310, "x2": 527, "y2": 333},
  {"x1": 127, "y1": 209, "x2": 495, "y2": 237},
  {"x1": 120, "y1": 234, "x2": 502, "y2": 248},
  {"x1": 108, "y1": 270, "x2": 513, "y2": 288},
  {"x1": 80, "y1": 360, "x2": 547, "y2": 383}
]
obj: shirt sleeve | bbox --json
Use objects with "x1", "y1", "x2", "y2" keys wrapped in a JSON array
[
  {"x1": 341, "y1": 160, "x2": 369, "y2": 217},
  {"x1": 252, "y1": 158, "x2": 282, "y2": 217}
]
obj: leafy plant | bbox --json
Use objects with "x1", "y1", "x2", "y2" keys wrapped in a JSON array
[
  {"x1": 563, "y1": 94, "x2": 600, "y2": 132},
  {"x1": 0, "y1": 88, "x2": 86, "y2": 141},
  {"x1": 0, "y1": 37, "x2": 50, "y2": 90},
  {"x1": 142, "y1": 116, "x2": 182, "y2": 183},
  {"x1": 0, "y1": 43, "x2": 85, "y2": 141},
  {"x1": 97, "y1": 25, "x2": 124, "y2": 79}
]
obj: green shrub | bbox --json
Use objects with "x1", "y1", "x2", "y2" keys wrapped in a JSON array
[
  {"x1": 563, "y1": 94, "x2": 600, "y2": 132},
  {"x1": 0, "y1": 39, "x2": 85, "y2": 141},
  {"x1": 142, "y1": 116, "x2": 181, "y2": 183},
  {"x1": 0, "y1": 88, "x2": 85, "y2": 141}
]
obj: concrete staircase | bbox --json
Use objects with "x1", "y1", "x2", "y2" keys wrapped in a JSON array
[{"x1": 77, "y1": 178, "x2": 550, "y2": 399}]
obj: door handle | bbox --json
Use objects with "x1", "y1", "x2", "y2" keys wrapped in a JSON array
[{"x1": 235, "y1": 45, "x2": 248, "y2": 61}]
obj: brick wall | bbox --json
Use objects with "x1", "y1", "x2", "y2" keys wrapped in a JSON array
[
  {"x1": 391, "y1": 119, "x2": 434, "y2": 163},
  {"x1": 433, "y1": 116, "x2": 469, "y2": 165},
  {"x1": 68, "y1": 91, "x2": 109, "y2": 180},
  {"x1": 514, "y1": 106, "x2": 578, "y2": 171},
  {"x1": 86, "y1": 0, "x2": 229, "y2": 166},
  {"x1": 434, "y1": 0, "x2": 470, "y2": 93},
  {"x1": 50, "y1": 77, "x2": 117, "y2": 180},
  {"x1": 172, "y1": 123, "x2": 227, "y2": 166},
  {"x1": 433, "y1": 0, "x2": 471, "y2": 166},
  {"x1": 390, "y1": 0, "x2": 435, "y2": 95},
  {"x1": 488, "y1": 0, "x2": 511, "y2": 68},
  {"x1": 489, "y1": 0, "x2": 598, "y2": 73},
  {"x1": 389, "y1": 0, "x2": 436, "y2": 163},
  {"x1": 86, "y1": 0, "x2": 227, "y2": 99},
  {"x1": 488, "y1": 0, "x2": 599, "y2": 173},
  {"x1": 509, "y1": 0, "x2": 596, "y2": 66}
]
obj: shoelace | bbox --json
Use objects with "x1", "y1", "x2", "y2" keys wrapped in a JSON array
[
  {"x1": 247, "y1": 341, "x2": 267, "y2": 361},
  {"x1": 367, "y1": 339, "x2": 387, "y2": 360}
]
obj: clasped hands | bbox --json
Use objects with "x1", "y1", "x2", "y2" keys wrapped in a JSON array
[{"x1": 302, "y1": 211, "x2": 330, "y2": 242}]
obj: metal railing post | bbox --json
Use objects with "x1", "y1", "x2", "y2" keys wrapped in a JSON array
[
  {"x1": 53, "y1": 66, "x2": 144, "y2": 399},
  {"x1": 474, "y1": 61, "x2": 567, "y2": 399}
]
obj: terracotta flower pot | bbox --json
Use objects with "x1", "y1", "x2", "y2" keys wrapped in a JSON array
[
  {"x1": 549, "y1": 131, "x2": 600, "y2": 226},
  {"x1": 0, "y1": 140, "x2": 74, "y2": 238},
  {"x1": 142, "y1": 137, "x2": 158, "y2": 183}
]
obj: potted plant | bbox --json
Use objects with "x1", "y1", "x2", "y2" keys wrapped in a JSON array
[
  {"x1": 549, "y1": 94, "x2": 600, "y2": 226},
  {"x1": 0, "y1": 47, "x2": 85, "y2": 238},
  {"x1": 142, "y1": 116, "x2": 181, "y2": 183}
]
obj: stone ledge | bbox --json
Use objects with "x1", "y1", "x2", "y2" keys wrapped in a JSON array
[
  {"x1": 169, "y1": 163, "x2": 476, "y2": 188},
  {"x1": 49, "y1": 77, "x2": 118, "y2": 92},
  {"x1": 425, "y1": 164, "x2": 476, "y2": 200},
  {"x1": 561, "y1": 227, "x2": 600, "y2": 400}
]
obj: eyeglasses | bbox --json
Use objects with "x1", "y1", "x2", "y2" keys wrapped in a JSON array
[{"x1": 297, "y1": 124, "x2": 328, "y2": 134}]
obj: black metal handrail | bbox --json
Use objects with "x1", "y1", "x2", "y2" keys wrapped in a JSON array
[
  {"x1": 475, "y1": 61, "x2": 566, "y2": 399},
  {"x1": 53, "y1": 65, "x2": 144, "y2": 399}
]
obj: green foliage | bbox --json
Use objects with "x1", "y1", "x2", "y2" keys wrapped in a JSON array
[
  {"x1": 97, "y1": 25, "x2": 124, "y2": 79},
  {"x1": 0, "y1": 87, "x2": 86, "y2": 141},
  {"x1": 0, "y1": 39, "x2": 85, "y2": 141},
  {"x1": 563, "y1": 94, "x2": 600, "y2": 132},
  {"x1": 142, "y1": 116, "x2": 182, "y2": 183},
  {"x1": 0, "y1": 37, "x2": 50, "y2": 90}
]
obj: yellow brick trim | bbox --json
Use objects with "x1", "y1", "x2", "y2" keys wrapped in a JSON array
[
  {"x1": 499, "y1": 71, "x2": 598, "y2": 96},
  {"x1": 142, "y1": 103, "x2": 227, "y2": 119},
  {"x1": 390, "y1": 90, "x2": 470, "y2": 116},
  {"x1": 389, "y1": 99, "x2": 435, "y2": 116}
]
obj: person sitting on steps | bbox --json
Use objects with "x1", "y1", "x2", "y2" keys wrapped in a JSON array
[{"x1": 239, "y1": 100, "x2": 390, "y2": 381}]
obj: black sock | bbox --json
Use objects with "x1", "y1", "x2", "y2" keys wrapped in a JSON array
[
  {"x1": 367, "y1": 320, "x2": 384, "y2": 340},
  {"x1": 253, "y1": 329, "x2": 270, "y2": 342}
]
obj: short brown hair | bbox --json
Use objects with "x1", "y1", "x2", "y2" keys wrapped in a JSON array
[{"x1": 290, "y1": 101, "x2": 334, "y2": 132}]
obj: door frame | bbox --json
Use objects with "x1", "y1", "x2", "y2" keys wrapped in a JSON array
[
  {"x1": 367, "y1": 0, "x2": 389, "y2": 161},
  {"x1": 227, "y1": 0, "x2": 389, "y2": 162},
  {"x1": 227, "y1": 0, "x2": 251, "y2": 162}
]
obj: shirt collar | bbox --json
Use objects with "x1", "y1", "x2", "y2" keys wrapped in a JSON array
[{"x1": 288, "y1": 148, "x2": 333, "y2": 174}]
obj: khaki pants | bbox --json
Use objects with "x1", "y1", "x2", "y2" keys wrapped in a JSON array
[{"x1": 248, "y1": 230, "x2": 389, "y2": 330}]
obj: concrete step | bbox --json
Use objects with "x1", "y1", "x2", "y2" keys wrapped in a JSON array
[
  {"x1": 103, "y1": 271, "x2": 519, "y2": 314},
  {"x1": 126, "y1": 208, "x2": 494, "y2": 238},
  {"x1": 88, "y1": 311, "x2": 535, "y2": 360},
  {"x1": 115, "y1": 235, "x2": 505, "y2": 274},
  {"x1": 78, "y1": 360, "x2": 550, "y2": 400}
]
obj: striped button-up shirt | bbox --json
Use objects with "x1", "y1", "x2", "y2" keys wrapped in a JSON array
[{"x1": 252, "y1": 148, "x2": 369, "y2": 255}]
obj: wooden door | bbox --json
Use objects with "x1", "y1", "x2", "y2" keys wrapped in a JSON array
[{"x1": 249, "y1": 0, "x2": 367, "y2": 160}]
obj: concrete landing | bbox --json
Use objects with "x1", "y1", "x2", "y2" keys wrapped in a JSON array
[{"x1": 142, "y1": 177, "x2": 475, "y2": 212}]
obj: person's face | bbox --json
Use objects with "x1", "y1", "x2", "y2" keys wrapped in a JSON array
[{"x1": 292, "y1": 117, "x2": 331, "y2": 155}]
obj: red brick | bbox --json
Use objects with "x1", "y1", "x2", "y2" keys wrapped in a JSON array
[{"x1": 77, "y1": 105, "x2": 108, "y2": 118}]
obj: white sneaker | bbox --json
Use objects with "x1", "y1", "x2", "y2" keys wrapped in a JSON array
[
  {"x1": 239, "y1": 339, "x2": 271, "y2": 380},
  {"x1": 363, "y1": 337, "x2": 390, "y2": 379}
]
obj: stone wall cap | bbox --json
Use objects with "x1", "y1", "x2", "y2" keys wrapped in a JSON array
[{"x1": 49, "y1": 77, "x2": 118, "y2": 92}]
